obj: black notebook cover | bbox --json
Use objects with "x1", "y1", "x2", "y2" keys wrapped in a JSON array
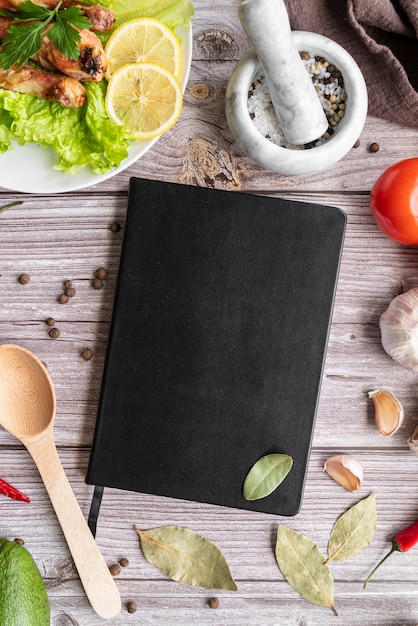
[{"x1": 86, "y1": 179, "x2": 346, "y2": 516}]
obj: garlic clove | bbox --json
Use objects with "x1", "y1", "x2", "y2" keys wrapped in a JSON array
[
  {"x1": 379, "y1": 288, "x2": 418, "y2": 373},
  {"x1": 368, "y1": 389, "x2": 404, "y2": 436},
  {"x1": 324, "y1": 455, "x2": 363, "y2": 492},
  {"x1": 407, "y1": 425, "x2": 418, "y2": 458}
]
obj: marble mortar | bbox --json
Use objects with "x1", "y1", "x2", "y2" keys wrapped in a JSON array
[{"x1": 225, "y1": 31, "x2": 368, "y2": 176}]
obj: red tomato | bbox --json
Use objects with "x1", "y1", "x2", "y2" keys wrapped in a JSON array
[{"x1": 370, "y1": 158, "x2": 418, "y2": 244}]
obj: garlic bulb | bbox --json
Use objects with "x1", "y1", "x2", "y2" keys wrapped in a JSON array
[
  {"x1": 407, "y1": 425, "x2": 418, "y2": 458},
  {"x1": 368, "y1": 389, "x2": 404, "y2": 436},
  {"x1": 379, "y1": 288, "x2": 418, "y2": 372},
  {"x1": 324, "y1": 455, "x2": 363, "y2": 492}
]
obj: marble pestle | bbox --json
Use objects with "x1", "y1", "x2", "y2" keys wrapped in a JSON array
[{"x1": 238, "y1": 0, "x2": 328, "y2": 145}]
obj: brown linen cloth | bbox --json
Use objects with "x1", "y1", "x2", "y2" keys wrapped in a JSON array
[{"x1": 283, "y1": 0, "x2": 418, "y2": 129}]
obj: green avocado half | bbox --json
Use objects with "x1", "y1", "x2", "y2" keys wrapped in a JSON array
[{"x1": 0, "y1": 538, "x2": 50, "y2": 626}]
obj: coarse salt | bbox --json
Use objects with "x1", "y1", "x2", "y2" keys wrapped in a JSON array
[{"x1": 248, "y1": 52, "x2": 347, "y2": 149}]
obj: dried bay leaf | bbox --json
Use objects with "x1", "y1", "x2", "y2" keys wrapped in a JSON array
[
  {"x1": 0, "y1": 201, "x2": 23, "y2": 215},
  {"x1": 275, "y1": 525, "x2": 337, "y2": 615},
  {"x1": 134, "y1": 524, "x2": 237, "y2": 591},
  {"x1": 327, "y1": 493, "x2": 377, "y2": 563},
  {"x1": 243, "y1": 453, "x2": 293, "y2": 500}
]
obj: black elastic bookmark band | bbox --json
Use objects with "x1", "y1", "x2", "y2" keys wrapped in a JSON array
[{"x1": 88, "y1": 485, "x2": 104, "y2": 537}]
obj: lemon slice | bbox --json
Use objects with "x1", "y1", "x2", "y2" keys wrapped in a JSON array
[
  {"x1": 105, "y1": 18, "x2": 182, "y2": 79},
  {"x1": 105, "y1": 62, "x2": 183, "y2": 140}
]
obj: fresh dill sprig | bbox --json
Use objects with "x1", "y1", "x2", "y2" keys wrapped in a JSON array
[{"x1": 0, "y1": 0, "x2": 92, "y2": 69}]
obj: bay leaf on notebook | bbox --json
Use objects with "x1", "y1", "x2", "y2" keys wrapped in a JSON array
[
  {"x1": 134, "y1": 524, "x2": 237, "y2": 591},
  {"x1": 327, "y1": 493, "x2": 377, "y2": 563},
  {"x1": 275, "y1": 525, "x2": 337, "y2": 614},
  {"x1": 243, "y1": 453, "x2": 293, "y2": 500}
]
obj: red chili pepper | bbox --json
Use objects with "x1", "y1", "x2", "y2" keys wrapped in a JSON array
[
  {"x1": 0, "y1": 478, "x2": 30, "y2": 503},
  {"x1": 364, "y1": 519, "x2": 418, "y2": 588}
]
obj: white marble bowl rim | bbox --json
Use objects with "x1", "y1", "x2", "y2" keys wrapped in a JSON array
[{"x1": 225, "y1": 31, "x2": 368, "y2": 176}]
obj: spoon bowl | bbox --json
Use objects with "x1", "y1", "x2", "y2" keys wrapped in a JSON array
[
  {"x1": 0, "y1": 345, "x2": 55, "y2": 439},
  {"x1": 0, "y1": 344, "x2": 121, "y2": 619}
]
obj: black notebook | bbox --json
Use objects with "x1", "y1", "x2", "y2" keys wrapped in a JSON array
[{"x1": 86, "y1": 179, "x2": 346, "y2": 516}]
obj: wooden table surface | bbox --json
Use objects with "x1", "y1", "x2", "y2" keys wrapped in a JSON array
[{"x1": 1, "y1": 2, "x2": 418, "y2": 624}]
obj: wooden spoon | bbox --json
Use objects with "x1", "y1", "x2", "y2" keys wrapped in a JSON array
[{"x1": 0, "y1": 344, "x2": 121, "y2": 619}]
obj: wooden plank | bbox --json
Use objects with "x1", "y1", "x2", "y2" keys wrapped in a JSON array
[
  {"x1": 1, "y1": 449, "x2": 417, "y2": 622},
  {"x1": 38, "y1": 580, "x2": 418, "y2": 625},
  {"x1": 1, "y1": 449, "x2": 417, "y2": 577},
  {"x1": 1, "y1": 194, "x2": 416, "y2": 450},
  {"x1": 0, "y1": 71, "x2": 417, "y2": 196}
]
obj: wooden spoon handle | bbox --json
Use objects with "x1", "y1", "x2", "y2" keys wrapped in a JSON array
[{"x1": 26, "y1": 434, "x2": 121, "y2": 619}]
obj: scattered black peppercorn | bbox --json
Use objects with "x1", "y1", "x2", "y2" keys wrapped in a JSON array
[
  {"x1": 49, "y1": 328, "x2": 60, "y2": 339},
  {"x1": 208, "y1": 597, "x2": 220, "y2": 609},
  {"x1": 58, "y1": 294, "x2": 69, "y2": 304},
  {"x1": 65, "y1": 287, "x2": 76, "y2": 298},
  {"x1": 14, "y1": 538, "x2": 25, "y2": 545},
  {"x1": 92, "y1": 278, "x2": 104, "y2": 290},
  {"x1": 18, "y1": 273, "x2": 30, "y2": 284},
  {"x1": 109, "y1": 563, "x2": 121, "y2": 577},
  {"x1": 95, "y1": 267, "x2": 108, "y2": 280},
  {"x1": 127, "y1": 601, "x2": 137, "y2": 614},
  {"x1": 369, "y1": 142, "x2": 380, "y2": 153},
  {"x1": 63, "y1": 279, "x2": 72, "y2": 288},
  {"x1": 46, "y1": 317, "x2": 55, "y2": 327},
  {"x1": 353, "y1": 139, "x2": 361, "y2": 148},
  {"x1": 81, "y1": 348, "x2": 93, "y2": 361},
  {"x1": 110, "y1": 222, "x2": 121, "y2": 233}
]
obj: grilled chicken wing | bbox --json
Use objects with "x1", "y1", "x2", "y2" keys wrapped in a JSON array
[
  {"x1": 0, "y1": 18, "x2": 107, "y2": 81},
  {"x1": 0, "y1": 0, "x2": 115, "y2": 32},
  {"x1": 61, "y1": 1, "x2": 116, "y2": 32},
  {"x1": 33, "y1": 24, "x2": 107, "y2": 81},
  {"x1": 0, "y1": 0, "x2": 58, "y2": 9},
  {"x1": 0, "y1": 64, "x2": 86, "y2": 107},
  {"x1": 0, "y1": 17, "x2": 11, "y2": 41}
]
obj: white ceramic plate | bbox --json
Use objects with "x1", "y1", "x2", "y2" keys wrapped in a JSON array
[{"x1": 0, "y1": 25, "x2": 192, "y2": 194}]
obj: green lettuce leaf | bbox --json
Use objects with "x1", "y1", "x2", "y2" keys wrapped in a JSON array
[
  {"x1": 0, "y1": 105, "x2": 14, "y2": 151},
  {"x1": 0, "y1": 83, "x2": 131, "y2": 173},
  {"x1": 109, "y1": 0, "x2": 194, "y2": 30}
]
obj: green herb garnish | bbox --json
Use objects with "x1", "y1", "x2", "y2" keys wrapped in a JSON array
[{"x1": 0, "y1": 0, "x2": 92, "y2": 69}]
